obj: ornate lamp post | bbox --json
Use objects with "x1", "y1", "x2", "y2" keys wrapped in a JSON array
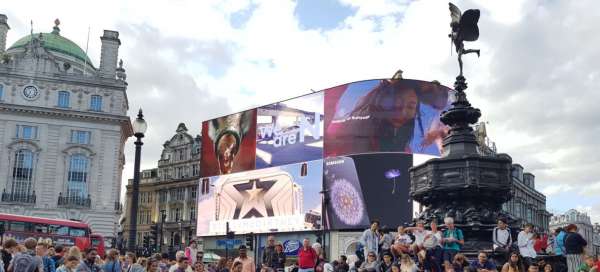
[
  {"x1": 409, "y1": 3, "x2": 513, "y2": 251},
  {"x1": 128, "y1": 109, "x2": 147, "y2": 251}
]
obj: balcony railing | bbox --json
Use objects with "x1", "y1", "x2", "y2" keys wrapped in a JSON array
[
  {"x1": 57, "y1": 193, "x2": 91, "y2": 208},
  {"x1": 1, "y1": 190, "x2": 36, "y2": 204}
]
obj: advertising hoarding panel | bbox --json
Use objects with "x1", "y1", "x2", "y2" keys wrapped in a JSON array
[
  {"x1": 201, "y1": 109, "x2": 257, "y2": 178},
  {"x1": 197, "y1": 159, "x2": 323, "y2": 236},
  {"x1": 324, "y1": 79, "x2": 452, "y2": 157},
  {"x1": 324, "y1": 153, "x2": 413, "y2": 230},
  {"x1": 256, "y1": 92, "x2": 324, "y2": 168}
]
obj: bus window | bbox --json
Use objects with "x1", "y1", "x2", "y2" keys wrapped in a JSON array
[
  {"x1": 35, "y1": 224, "x2": 48, "y2": 233},
  {"x1": 9, "y1": 221, "x2": 25, "y2": 232},
  {"x1": 49, "y1": 225, "x2": 69, "y2": 236},
  {"x1": 69, "y1": 228, "x2": 87, "y2": 237}
]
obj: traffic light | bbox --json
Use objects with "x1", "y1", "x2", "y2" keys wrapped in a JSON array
[
  {"x1": 143, "y1": 235, "x2": 150, "y2": 249},
  {"x1": 245, "y1": 233, "x2": 254, "y2": 250},
  {"x1": 150, "y1": 223, "x2": 159, "y2": 243}
]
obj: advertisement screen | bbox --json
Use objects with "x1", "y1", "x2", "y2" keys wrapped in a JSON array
[
  {"x1": 256, "y1": 92, "x2": 324, "y2": 168},
  {"x1": 201, "y1": 110, "x2": 257, "y2": 177},
  {"x1": 324, "y1": 153, "x2": 413, "y2": 230},
  {"x1": 324, "y1": 79, "x2": 452, "y2": 157},
  {"x1": 197, "y1": 159, "x2": 323, "y2": 236}
]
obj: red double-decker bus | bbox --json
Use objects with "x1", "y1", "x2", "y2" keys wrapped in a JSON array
[{"x1": 0, "y1": 213, "x2": 104, "y2": 256}]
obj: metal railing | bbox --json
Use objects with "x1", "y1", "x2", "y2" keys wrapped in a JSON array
[
  {"x1": 57, "y1": 193, "x2": 91, "y2": 208},
  {"x1": 1, "y1": 190, "x2": 36, "y2": 204}
]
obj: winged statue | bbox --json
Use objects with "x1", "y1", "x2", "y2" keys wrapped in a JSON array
[{"x1": 448, "y1": 2, "x2": 480, "y2": 77}]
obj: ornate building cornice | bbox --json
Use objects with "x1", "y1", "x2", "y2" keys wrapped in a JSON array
[{"x1": 0, "y1": 103, "x2": 133, "y2": 137}]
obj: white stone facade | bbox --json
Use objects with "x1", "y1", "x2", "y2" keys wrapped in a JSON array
[
  {"x1": 0, "y1": 16, "x2": 132, "y2": 239},
  {"x1": 549, "y1": 209, "x2": 595, "y2": 254}
]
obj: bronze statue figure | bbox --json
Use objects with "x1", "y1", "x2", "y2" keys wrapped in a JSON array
[{"x1": 449, "y1": 2, "x2": 480, "y2": 77}]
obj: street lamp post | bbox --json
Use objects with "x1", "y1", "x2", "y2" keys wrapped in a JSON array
[{"x1": 128, "y1": 109, "x2": 148, "y2": 252}]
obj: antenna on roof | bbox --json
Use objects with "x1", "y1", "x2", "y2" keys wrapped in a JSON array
[{"x1": 83, "y1": 25, "x2": 90, "y2": 76}]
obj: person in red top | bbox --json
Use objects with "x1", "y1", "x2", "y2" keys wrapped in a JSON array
[
  {"x1": 298, "y1": 239, "x2": 318, "y2": 272},
  {"x1": 533, "y1": 232, "x2": 548, "y2": 254}
]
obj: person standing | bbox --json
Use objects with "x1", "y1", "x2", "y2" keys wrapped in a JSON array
[
  {"x1": 298, "y1": 239, "x2": 318, "y2": 272},
  {"x1": 564, "y1": 224, "x2": 587, "y2": 272},
  {"x1": 57, "y1": 256, "x2": 81, "y2": 272},
  {"x1": 234, "y1": 245, "x2": 255, "y2": 272},
  {"x1": 2, "y1": 238, "x2": 17, "y2": 271},
  {"x1": 441, "y1": 217, "x2": 464, "y2": 264},
  {"x1": 36, "y1": 242, "x2": 56, "y2": 272},
  {"x1": 102, "y1": 249, "x2": 122, "y2": 272},
  {"x1": 360, "y1": 220, "x2": 381, "y2": 258},
  {"x1": 379, "y1": 227, "x2": 394, "y2": 257},
  {"x1": 76, "y1": 248, "x2": 102, "y2": 272},
  {"x1": 518, "y1": 224, "x2": 537, "y2": 269},
  {"x1": 185, "y1": 240, "x2": 200, "y2": 265},
  {"x1": 272, "y1": 244, "x2": 286, "y2": 272},
  {"x1": 576, "y1": 256, "x2": 595, "y2": 272},
  {"x1": 52, "y1": 246, "x2": 66, "y2": 269},
  {"x1": 262, "y1": 236, "x2": 278, "y2": 269},
  {"x1": 7, "y1": 238, "x2": 43, "y2": 272}
]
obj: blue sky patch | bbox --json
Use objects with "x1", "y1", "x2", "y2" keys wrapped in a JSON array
[{"x1": 294, "y1": 0, "x2": 357, "y2": 31}]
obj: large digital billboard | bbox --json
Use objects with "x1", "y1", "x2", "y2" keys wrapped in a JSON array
[
  {"x1": 197, "y1": 78, "x2": 453, "y2": 233},
  {"x1": 197, "y1": 159, "x2": 323, "y2": 236},
  {"x1": 256, "y1": 92, "x2": 324, "y2": 168},
  {"x1": 324, "y1": 79, "x2": 452, "y2": 157},
  {"x1": 324, "y1": 153, "x2": 413, "y2": 230},
  {"x1": 201, "y1": 110, "x2": 257, "y2": 178}
]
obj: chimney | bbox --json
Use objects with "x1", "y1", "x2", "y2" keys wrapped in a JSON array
[
  {"x1": 99, "y1": 30, "x2": 121, "y2": 78},
  {"x1": 0, "y1": 14, "x2": 10, "y2": 53}
]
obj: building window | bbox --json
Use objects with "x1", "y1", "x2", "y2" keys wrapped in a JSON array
[
  {"x1": 90, "y1": 95, "x2": 102, "y2": 111},
  {"x1": 191, "y1": 186, "x2": 197, "y2": 200},
  {"x1": 159, "y1": 190, "x2": 167, "y2": 203},
  {"x1": 0, "y1": 84, "x2": 3, "y2": 101},
  {"x1": 58, "y1": 91, "x2": 70, "y2": 108},
  {"x1": 175, "y1": 208, "x2": 181, "y2": 221},
  {"x1": 190, "y1": 206, "x2": 196, "y2": 221},
  {"x1": 11, "y1": 149, "x2": 35, "y2": 196},
  {"x1": 70, "y1": 130, "x2": 91, "y2": 145},
  {"x1": 179, "y1": 149, "x2": 185, "y2": 161},
  {"x1": 16, "y1": 125, "x2": 38, "y2": 140},
  {"x1": 192, "y1": 164, "x2": 199, "y2": 176},
  {"x1": 67, "y1": 154, "x2": 89, "y2": 198}
]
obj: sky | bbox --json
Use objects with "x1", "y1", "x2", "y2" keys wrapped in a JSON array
[{"x1": 3, "y1": 0, "x2": 599, "y2": 224}]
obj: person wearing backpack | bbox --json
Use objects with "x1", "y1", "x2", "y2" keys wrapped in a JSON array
[
  {"x1": 441, "y1": 217, "x2": 464, "y2": 264},
  {"x1": 7, "y1": 238, "x2": 44, "y2": 272}
]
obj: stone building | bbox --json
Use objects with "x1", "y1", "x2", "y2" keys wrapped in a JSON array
[
  {"x1": 502, "y1": 164, "x2": 551, "y2": 231},
  {"x1": 475, "y1": 123, "x2": 551, "y2": 231},
  {"x1": 549, "y1": 209, "x2": 595, "y2": 254},
  {"x1": 0, "y1": 15, "x2": 131, "y2": 238},
  {"x1": 123, "y1": 123, "x2": 200, "y2": 252}
]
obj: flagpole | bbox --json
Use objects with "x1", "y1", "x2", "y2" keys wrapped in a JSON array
[{"x1": 83, "y1": 26, "x2": 90, "y2": 76}]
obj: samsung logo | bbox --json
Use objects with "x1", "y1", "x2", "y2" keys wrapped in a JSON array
[{"x1": 326, "y1": 159, "x2": 345, "y2": 166}]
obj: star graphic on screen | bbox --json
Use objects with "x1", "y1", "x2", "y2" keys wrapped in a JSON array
[{"x1": 233, "y1": 179, "x2": 276, "y2": 219}]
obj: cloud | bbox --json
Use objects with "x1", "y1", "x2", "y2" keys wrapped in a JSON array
[{"x1": 3, "y1": 0, "x2": 600, "y2": 223}]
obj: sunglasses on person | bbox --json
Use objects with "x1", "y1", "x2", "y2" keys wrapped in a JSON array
[{"x1": 368, "y1": 254, "x2": 376, "y2": 258}]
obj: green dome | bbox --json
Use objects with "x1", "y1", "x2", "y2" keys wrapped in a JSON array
[{"x1": 8, "y1": 32, "x2": 93, "y2": 66}]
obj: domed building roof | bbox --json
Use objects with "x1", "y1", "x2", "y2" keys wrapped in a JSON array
[{"x1": 7, "y1": 21, "x2": 93, "y2": 67}]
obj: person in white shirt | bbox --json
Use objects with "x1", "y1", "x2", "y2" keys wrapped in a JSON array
[
  {"x1": 517, "y1": 223, "x2": 537, "y2": 269},
  {"x1": 493, "y1": 219, "x2": 512, "y2": 264},
  {"x1": 423, "y1": 220, "x2": 443, "y2": 272},
  {"x1": 405, "y1": 221, "x2": 427, "y2": 253},
  {"x1": 392, "y1": 226, "x2": 412, "y2": 255}
]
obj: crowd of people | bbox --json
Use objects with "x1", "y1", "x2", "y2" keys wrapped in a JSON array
[
  {"x1": 351, "y1": 218, "x2": 599, "y2": 272},
  {"x1": 0, "y1": 218, "x2": 598, "y2": 272}
]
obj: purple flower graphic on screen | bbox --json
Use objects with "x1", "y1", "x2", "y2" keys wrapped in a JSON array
[
  {"x1": 330, "y1": 178, "x2": 365, "y2": 226},
  {"x1": 385, "y1": 169, "x2": 402, "y2": 194}
]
